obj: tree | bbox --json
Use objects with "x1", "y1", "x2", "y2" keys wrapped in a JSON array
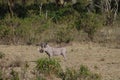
[
  {"x1": 8, "y1": 0, "x2": 15, "y2": 18},
  {"x1": 101, "y1": 0, "x2": 119, "y2": 25},
  {"x1": 22, "y1": 0, "x2": 26, "y2": 5}
]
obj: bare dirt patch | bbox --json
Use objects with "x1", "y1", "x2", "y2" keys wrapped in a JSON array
[{"x1": 0, "y1": 42, "x2": 120, "y2": 80}]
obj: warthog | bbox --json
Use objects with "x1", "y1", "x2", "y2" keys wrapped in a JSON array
[{"x1": 38, "y1": 43, "x2": 66, "y2": 60}]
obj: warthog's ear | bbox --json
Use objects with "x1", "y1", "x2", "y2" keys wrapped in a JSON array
[
  {"x1": 40, "y1": 42, "x2": 44, "y2": 48},
  {"x1": 43, "y1": 42, "x2": 47, "y2": 47},
  {"x1": 45, "y1": 42, "x2": 47, "y2": 45}
]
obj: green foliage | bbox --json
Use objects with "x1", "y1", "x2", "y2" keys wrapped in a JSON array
[
  {"x1": 79, "y1": 65, "x2": 90, "y2": 75},
  {"x1": 0, "y1": 0, "x2": 119, "y2": 44},
  {"x1": 60, "y1": 68, "x2": 78, "y2": 80},
  {"x1": 78, "y1": 65, "x2": 91, "y2": 79},
  {"x1": 10, "y1": 69, "x2": 19, "y2": 80},
  {"x1": 78, "y1": 65, "x2": 101, "y2": 80},
  {"x1": 54, "y1": 25, "x2": 73, "y2": 43},
  {"x1": 36, "y1": 58, "x2": 62, "y2": 76},
  {"x1": 75, "y1": 13, "x2": 103, "y2": 40},
  {"x1": 73, "y1": 0, "x2": 88, "y2": 13},
  {"x1": 60, "y1": 65, "x2": 101, "y2": 80},
  {"x1": 0, "y1": 25, "x2": 12, "y2": 38},
  {"x1": 0, "y1": 52, "x2": 5, "y2": 59},
  {"x1": 0, "y1": 15, "x2": 52, "y2": 44},
  {"x1": 0, "y1": 3, "x2": 8, "y2": 19},
  {"x1": 0, "y1": 56, "x2": 101, "y2": 80},
  {"x1": 49, "y1": 6, "x2": 73, "y2": 22},
  {"x1": 14, "y1": 4, "x2": 28, "y2": 18}
]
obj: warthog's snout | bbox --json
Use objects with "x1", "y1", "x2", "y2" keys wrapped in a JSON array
[
  {"x1": 38, "y1": 47, "x2": 44, "y2": 53},
  {"x1": 39, "y1": 49, "x2": 44, "y2": 53}
]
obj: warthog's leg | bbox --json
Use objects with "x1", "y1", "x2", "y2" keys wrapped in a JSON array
[
  {"x1": 45, "y1": 51, "x2": 51, "y2": 59},
  {"x1": 61, "y1": 53, "x2": 66, "y2": 61}
]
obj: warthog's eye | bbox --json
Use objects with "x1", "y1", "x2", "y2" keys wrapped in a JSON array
[{"x1": 40, "y1": 42, "x2": 47, "y2": 48}]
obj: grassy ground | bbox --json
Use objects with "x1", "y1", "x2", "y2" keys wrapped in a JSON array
[{"x1": 0, "y1": 42, "x2": 120, "y2": 80}]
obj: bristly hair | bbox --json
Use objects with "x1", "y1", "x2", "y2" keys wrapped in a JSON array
[{"x1": 40, "y1": 42, "x2": 48, "y2": 48}]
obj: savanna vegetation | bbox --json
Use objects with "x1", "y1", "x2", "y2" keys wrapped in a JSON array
[
  {"x1": 0, "y1": 0, "x2": 120, "y2": 80},
  {"x1": 0, "y1": 55, "x2": 101, "y2": 80},
  {"x1": 0, "y1": 0, "x2": 119, "y2": 45}
]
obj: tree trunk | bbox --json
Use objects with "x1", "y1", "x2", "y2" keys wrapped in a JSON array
[{"x1": 8, "y1": 0, "x2": 14, "y2": 18}]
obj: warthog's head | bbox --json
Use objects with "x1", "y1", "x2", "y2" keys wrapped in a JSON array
[{"x1": 38, "y1": 42, "x2": 47, "y2": 53}]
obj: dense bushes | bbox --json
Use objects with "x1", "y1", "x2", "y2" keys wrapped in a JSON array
[
  {"x1": 0, "y1": 0, "x2": 119, "y2": 44},
  {"x1": 0, "y1": 14, "x2": 75, "y2": 44},
  {"x1": 54, "y1": 25, "x2": 74, "y2": 43},
  {"x1": 75, "y1": 13, "x2": 103, "y2": 40}
]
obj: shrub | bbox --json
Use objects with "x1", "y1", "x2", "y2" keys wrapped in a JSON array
[
  {"x1": 60, "y1": 65, "x2": 101, "y2": 80},
  {"x1": 75, "y1": 13, "x2": 103, "y2": 40},
  {"x1": 73, "y1": 0, "x2": 88, "y2": 13},
  {"x1": 78, "y1": 65, "x2": 91, "y2": 78},
  {"x1": 78, "y1": 65, "x2": 101, "y2": 80},
  {"x1": 0, "y1": 15, "x2": 54, "y2": 44},
  {"x1": 54, "y1": 25, "x2": 73, "y2": 43},
  {"x1": 36, "y1": 58, "x2": 62, "y2": 76},
  {"x1": 11, "y1": 70, "x2": 20, "y2": 80},
  {"x1": 59, "y1": 68, "x2": 78, "y2": 80},
  {"x1": 48, "y1": 5, "x2": 73, "y2": 23},
  {"x1": 0, "y1": 52, "x2": 5, "y2": 59},
  {"x1": 10, "y1": 69, "x2": 19, "y2": 80},
  {"x1": 0, "y1": 25, "x2": 12, "y2": 39}
]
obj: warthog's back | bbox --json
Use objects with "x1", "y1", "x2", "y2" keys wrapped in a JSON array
[{"x1": 52, "y1": 47, "x2": 66, "y2": 56}]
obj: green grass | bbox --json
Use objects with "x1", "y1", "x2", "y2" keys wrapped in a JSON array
[
  {"x1": 78, "y1": 65, "x2": 101, "y2": 80},
  {"x1": 60, "y1": 65, "x2": 101, "y2": 80},
  {"x1": 36, "y1": 58, "x2": 101, "y2": 80},
  {"x1": 0, "y1": 52, "x2": 5, "y2": 59},
  {"x1": 10, "y1": 69, "x2": 19, "y2": 80},
  {"x1": 60, "y1": 68, "x2": 78, "y2": 80},
  {"x1": 36, "y1": 58, "x2": 62, "y2": 76}
]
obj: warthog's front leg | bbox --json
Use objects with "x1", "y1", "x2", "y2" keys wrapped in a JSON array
[{"x1": 61, "y1": 53, "x2": 66, "y2": 61}]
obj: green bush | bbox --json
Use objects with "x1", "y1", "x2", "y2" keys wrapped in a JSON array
[
  {"x1": 48, "y1": 6, "x2": 73, "y2": 23},
  {"x1": 78, "y1": 65, "x2": 91, "y2": 79},
  {"x1": 75, "y1": 13, "x2": 103, "y2": 40},
  {"x1": 54, "y1": 25, "x2": 73, "y2": 43},
  {"x1": 78, "y1": 65, "x2": 101, "y2": 80},
  {"x1": 59, "y1": 68, "x2": 78, "y2": 80},
  {"x1": 79, "y1": 65, "x2": 90, "y2": 76},
  {"x1": 59, "y1": 65, "x2": 101, "y2": 80},
  {"x1": 0, "y1": 15, "x2": 54, "y2": 44},
  {"x1": 10, "y1": 69, "x2": 19, "y2": 80},
  {"x1": 0, "y1": 25, "x2": 12, "y2": 38},
  {"x1": 36, "y1": 58, "x2": 62, "y2": 76},
  {"x1": 73, "y1": 0, "x2": 88, "y2": 13},
  {"x1": 0, "y1": 52, "x2": 5, "y2": 59}
]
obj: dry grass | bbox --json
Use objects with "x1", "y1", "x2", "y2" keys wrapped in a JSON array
[{"x1": 0, "y1": 42, "x2": 120, "y2": 80}]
